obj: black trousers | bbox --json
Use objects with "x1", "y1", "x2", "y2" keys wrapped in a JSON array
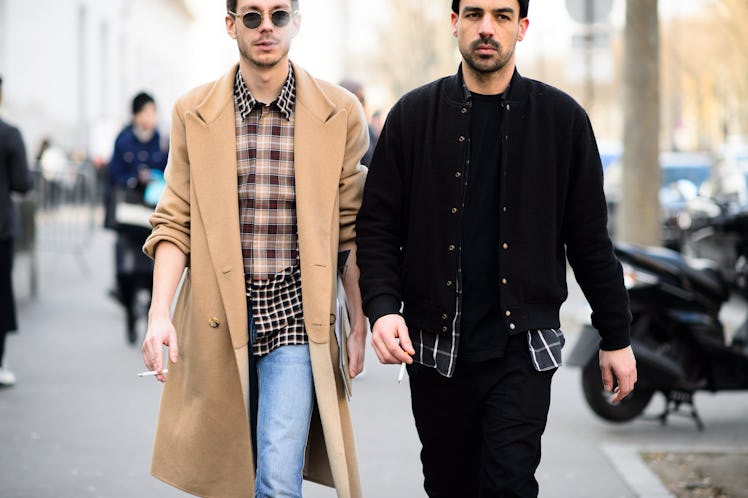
[
  {"x1": 407, "y1": 332, "x2": 556, "y2": 498},
  {"x1": 0, "y1": 239, "x2": 17, "y2": 365}
]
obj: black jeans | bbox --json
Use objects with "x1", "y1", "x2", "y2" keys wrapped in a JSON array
[{"x1": 407, "y1": 332, "x2": 556, "y2": 498}]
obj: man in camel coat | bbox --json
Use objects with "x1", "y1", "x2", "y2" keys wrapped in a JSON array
[{"x1": 140, "y1": 1, "x2": 369, "y2": 496}]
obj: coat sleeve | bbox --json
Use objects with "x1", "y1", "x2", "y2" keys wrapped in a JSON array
[
  {"x1": 355, "y1": 103, "x2": 407, "y2": 325},
  {"x1": 108, "y1": 131, "x2": 132, "y2": 186},
  {"x1": 563, "y1": 109, "x2": 631, "y2": 351},
  {"x1": 143, "y1": 98, "x2": 192, "y2": 260},
  {"x1": 6, "y1": 126, "x2": 33, "y2": 194},
  {"x1": 338, "y1": 95, "x2": 369, "y2": 246}
]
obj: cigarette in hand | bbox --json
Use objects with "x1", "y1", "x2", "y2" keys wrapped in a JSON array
[
  {"x1": 137, "y1": 369, "x2": 168, "y2": 377},
  {"x1": 397, "y1": 362, "x2": 406, "y2": 384}
]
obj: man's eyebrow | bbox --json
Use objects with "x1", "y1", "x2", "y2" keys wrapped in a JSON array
[
  {"x1": 492, "y1": 7, "x2": 516, "y2": 15},
  {"x1": 463, "y1": 6, "x2": 516, "y2": 15}
]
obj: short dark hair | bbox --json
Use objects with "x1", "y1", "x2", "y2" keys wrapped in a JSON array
[
  {"x1": 132, "y1": 92, "x2": 155, "y2": 116},
  {"x1": 451, "y1": 0, "x2": 529, "y2": 19},
  {"x1": 226, "y1": 0, "x2": 299, "y2": 12}
]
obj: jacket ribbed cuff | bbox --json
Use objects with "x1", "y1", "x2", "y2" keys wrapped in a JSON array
[
  {"x1": 599, "y1": 329, "x2": 631, "y2": 351},
  {"x1": 365, "y1": 295, "x2": 402, "y2": 331}
]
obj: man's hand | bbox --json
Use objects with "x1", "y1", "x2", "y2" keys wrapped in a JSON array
[
  {"x1": 599, "y1": 346, "x2": 637, "y2": 404},
  {"x1": 346, "y1": 320, "x2": 367, "y2": 378},
  {"x1": 371, "y1": 314, "x2": 415, "y2": 365},
  {"x1": 141, "y1": 313, "x2": 179, "y2": 383}
]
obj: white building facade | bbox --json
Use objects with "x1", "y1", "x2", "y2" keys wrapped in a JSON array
[{"x1": 0, "y1": 0, "x2": 234, "y2": 162}]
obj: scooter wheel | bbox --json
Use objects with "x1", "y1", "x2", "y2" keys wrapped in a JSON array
[{"x1": 581, "y1": 358, "x2": 654, "y2": 422}]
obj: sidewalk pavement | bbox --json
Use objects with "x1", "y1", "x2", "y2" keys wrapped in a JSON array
[{"x1": 1, "y1": 225, "x2": 747, "y2": 497}]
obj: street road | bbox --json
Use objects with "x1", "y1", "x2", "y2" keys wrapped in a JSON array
[{"x1": 1, "y1": 228, "x2": 746, "y2": 497}]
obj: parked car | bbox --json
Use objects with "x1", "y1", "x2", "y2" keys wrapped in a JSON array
[
  {"x1": 603, "y1": 151, "x2": 713, "y2": 250},
  {"x1": 698, "y1": 143, "x2": 748, "y2": 211}
]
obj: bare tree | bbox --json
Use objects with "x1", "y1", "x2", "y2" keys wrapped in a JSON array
[
  {"x1": 711, "y1": 0, "x2": 748, "y2": 139},
  {"x1": 660, "y1": 0, "x2": 748, "y2": 148},
  {"x1": 365, "y1": 0, "x2": 457, "y2": 101},
  {"x1": 618, "y1": 0, "x2": 661, "y2": 246}
]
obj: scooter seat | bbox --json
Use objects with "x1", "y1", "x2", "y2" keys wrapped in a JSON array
[{"x1": 617, "y1": 243, "x2": 730, "y2": 303}]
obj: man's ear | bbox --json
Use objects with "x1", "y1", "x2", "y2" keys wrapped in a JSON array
[
  {"x1": 226, "y1": 15, "x2": 238, "y2": 40},
  {"x1": 289, "y1": 13, "x2": 302, "y2": 38},
  {"x1": 517, "y1": 18, "x2": 529, "y2": 42}
]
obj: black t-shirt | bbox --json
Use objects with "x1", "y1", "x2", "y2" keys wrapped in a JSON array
[{"x1": 458, "y1": 92, "x2": 509, "y2": 362}]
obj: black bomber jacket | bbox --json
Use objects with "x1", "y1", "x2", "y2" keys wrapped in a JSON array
[{"x1": 356, "y1": 67, "x2": 631, "y2": 351}]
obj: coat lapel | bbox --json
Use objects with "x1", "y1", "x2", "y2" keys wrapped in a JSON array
[
  {"x1": 293, "y1": 63, "x2": 347, "y2": 343},
  {"x1": 187, "y1": 65, "x2": 248, "y2": 349}
]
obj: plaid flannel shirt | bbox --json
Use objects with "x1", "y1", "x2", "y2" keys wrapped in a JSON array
[{"x1": 234, "y1": 65, "x2": 307, "y2": 356}]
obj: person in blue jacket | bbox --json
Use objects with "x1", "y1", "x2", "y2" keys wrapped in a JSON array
[
  {"x1": 108, "y1": 92, "x2": 168, "y2": 343},
  {"x1": 109, "y1": 92, "x2": 167, "y2": 190}
]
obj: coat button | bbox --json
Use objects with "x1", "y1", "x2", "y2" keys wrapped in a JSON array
[
  {"x1": 502, "y1": 243, "x2": 509, "y2": 250},
  {"x1": 446, "y1": 280, "x2": 453, "y2": 287},
  {"x1": 501, "y1": 278, "x2": 508, "y2": 285},
  {"x1": 451, "y1": 207, "x2": 458, "y2": 214},
  {"x1": 455, "y1": 172, "x2": 462, "y2": 178},
  {"x1": 505, "y1": 310, "x2": 512, "y2": 317},
  {"x1": 458, "y1": 136, "x2": 465, "y2": 142},
  {"x1": 442, "y1": 326, "x2": 448, "y2": 332},
  {"x1": 509, "y1": 323, "x2": 516, "y2": 330},
  {"x1": 461, "y1": 107, "x2": 468, "y2": 114},
  {"x1": 330, "y1": 313, "x2": 336, "y2": 325},
  {"x1": 448, "y1": 244, "x2": 455, "y2": 251},
  {"x1": 442, "y1": 314, "x2": 448, "y2": 320},
  {"x1": 208, "y1": 317, "x2": 220, "y2": 328}
]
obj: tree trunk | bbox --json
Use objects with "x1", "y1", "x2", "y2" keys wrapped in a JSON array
[{"x1": 618, "y1": 0, "x2": 661, "y2": 245}]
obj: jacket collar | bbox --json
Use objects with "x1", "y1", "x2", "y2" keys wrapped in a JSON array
[{"x1": 445, "y1": 64, "x2": 525, "y2": 105}]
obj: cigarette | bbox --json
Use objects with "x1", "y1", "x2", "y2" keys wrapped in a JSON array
[
  {"x1": 397, "y1": 362, "x2": 406, "y2": 383},
  {"x1": 137, "y1": 369, "x2": 168, "y2": 377}
]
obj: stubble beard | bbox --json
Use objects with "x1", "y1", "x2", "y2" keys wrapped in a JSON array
[
  {"x1": 462, "y1": 37, "x2": 515, "y2": 75},
  {"x1": 238, "y1": 39, "x2": 288, "y2": 69}
]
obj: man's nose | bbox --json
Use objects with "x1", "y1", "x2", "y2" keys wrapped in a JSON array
[
  {"x1": 259, "y1": 12, "x2": 275, "y2": 31},
  {"x1": 478, "y1": 15, "x2": 496, "y2": 36}
]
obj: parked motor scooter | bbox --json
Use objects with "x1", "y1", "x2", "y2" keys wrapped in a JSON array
[
  {"x1": 567, "y1": 242, "x2": 748, "y2": 430},
  {"x1": 682, "y1": 209, "x2": 748, "y2": 299}
]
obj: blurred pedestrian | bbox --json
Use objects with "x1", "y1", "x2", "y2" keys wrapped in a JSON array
[
  {"x1": 356, "y1": 1, "x2": 637, "y2": 497},
  {"x1": 0, "y1": 75, "x2": 34, "y2": 387},
  {"x1": 369, "y1": 109, "x2": 383, "y2": 142},
  {"x1": 140, "y1": 0, "x2": 369, "y2": 496},
  {"x1": 108, "y1": 91, "x2": 167, "y2": 192},
  {"x1": 339, "y1": 78, "x2": 378, "y2": 166},
  {"x1": 108, "y1": 92, "x2": 167, "y2": 343}
]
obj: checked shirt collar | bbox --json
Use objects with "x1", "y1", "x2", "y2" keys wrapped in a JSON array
[{"x1": 234, "y1": 63, "x2": 296, "y2": 122}]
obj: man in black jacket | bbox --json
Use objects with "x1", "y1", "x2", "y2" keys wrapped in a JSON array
[
  {"x1": 356, "y1": 1, "x2": 637, "y2": 496},
  {"x1": 0, "y1": 75, "x2": 34, "y2": 387}
]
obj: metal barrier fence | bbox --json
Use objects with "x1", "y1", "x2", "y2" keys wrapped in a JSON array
[{"x1": 30, "y1": 161, "x2": 101, "y2": 274}]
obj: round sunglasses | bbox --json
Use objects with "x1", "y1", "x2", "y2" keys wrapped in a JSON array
[{"x1": 229, "y1": 9, "x2": 296, "y2": 29}]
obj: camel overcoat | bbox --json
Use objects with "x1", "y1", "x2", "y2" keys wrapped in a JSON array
[{"x1": 143, "y1": 62, "x2": 369, "y2": 498}]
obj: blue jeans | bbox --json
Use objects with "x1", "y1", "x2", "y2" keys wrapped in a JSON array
[{"x1": 254, "y1": 344, "x2": 314, "y2": 498}]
